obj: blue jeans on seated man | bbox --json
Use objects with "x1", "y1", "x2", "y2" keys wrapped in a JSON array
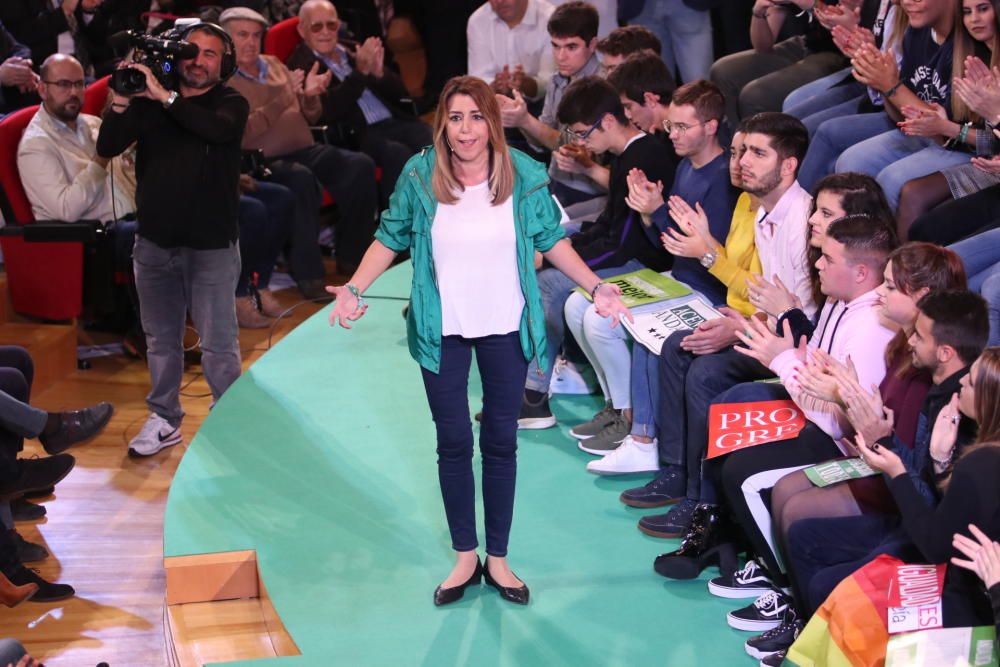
[
  {"x1": 524, "y1": 259, "x2": 644, "y2": 394},
  {"x1": 656, "y1": 335, "x2": 775, "y2": 500},
  {"x1": 633, "y1": 0, "x2": 714, "y2": 83},
  {"x1": 797, "y1": 112, "x2": 895, "y2": 192},
  {"x1": 836, "y1": 130, "x2": 973, "y2": 210}
]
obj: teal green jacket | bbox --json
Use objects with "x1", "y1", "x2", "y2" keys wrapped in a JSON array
[{"x1": 374, "y1": 146, "x2": 565, "y2": 374}]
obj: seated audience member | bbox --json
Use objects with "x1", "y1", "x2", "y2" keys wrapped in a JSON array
[
  {"x1": 652, "y1": 216, "x2": 898, "y2": 601},
  {"x1": 222, "y1": 6, "x2": 378, "y2": 295},
  {"x1": 235, "y1": 175, "x2": 297, "y2": 328},
  {"x1": 0, "y1": 20, "x2": 38, "y2": 116},
  {"x1": 571, "y1": 80, "x2": 735, "y2": 468},
  {"x1": 467, "y1": 0, "x2": 556, "y2": 102},
  {"x1": 630, "y1": 0, "x2": 713, "y2": 84},
  {"x1": 797, "y1": 0, "x2": 951, "y2": 192},
  {"x1": 702, "y1": 246, "x2": 967, "y2": 658},
  {"x1": 619, "y1": 112, "x2": 816, "y2": 535},
  {"x1": 606, "y1": 51, "x2": 676, "y2": 135},
  {"x1": 0, "y1": 0, "x2": 109, "y2": 77},
  {"x1": 580, "y1": 127, "x2": 759, "y2": 473},
  {"x1": 518, "y1": 76, "x2": 677, "y2": 429},
  {"x1": 637, "y1": 175, "x2": 894, "y2": 536},
  {"x1": 710, "y1": 0, "x2": 847, "y2": 127},
  {"x1": 782, "y1": 0, "x2": 905, "y2": 138},
  {"x1": 496, "y1": 1, "x2": 605, "y2": 208},
  {"x1": 595, "y1": 24, "x2": 662, "y2": 75},
  {"x1": 897, "y1": 45, "x2": 1000, "y2": 239},
  {"x1": 835, "y1": 0, "x2": 995, "y2": 211},
  {"x1": 949, "y1": 226, "x2": 1000, "y2": 346},
  {"x1": 0, "y1": 345, "x2": 113, "y2": 601},
  {"x1": 17, "y1": 54, "x2": 142, "y2": 344},
  {"x1": 951, "y1": 523, "x2": 1000, "y2": 644},
  {"x1": 806, "y1": 339, "x2": 998, "y2": 634},
  {"x1": 287, "y1": 0, "x2": 432, "y2": 209}
]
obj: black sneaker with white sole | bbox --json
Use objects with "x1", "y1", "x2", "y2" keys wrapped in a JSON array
[
  {"x1": 517, "y1": 391, "x2": 556, "y2": 430},
  {"x1": 745, "y1": 618, "x2": 803, "y2": 659},
  {"x1": 708, "y1": 559, "x2": 775, "y2": 599},
  {"x1": 727, "y1": 589, "x2": 795, "y2": 632}
]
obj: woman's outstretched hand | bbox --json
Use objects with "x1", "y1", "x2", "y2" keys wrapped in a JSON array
[
  {"x1": 593, "y1": 282, "x2": 633, "y2": 328},
  {"x1": 326, "y1": 285, "x2": 368, "y2": 329}
]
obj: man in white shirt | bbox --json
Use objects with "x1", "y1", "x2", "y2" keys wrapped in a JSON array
[{"x1": 467, "y1": 0, "x2": 555, "y2": 102}]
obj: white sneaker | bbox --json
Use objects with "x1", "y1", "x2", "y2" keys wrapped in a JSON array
[
  {"x1": 586, "y1": 436, "x2": 659, "y2": 475},
  {"x1": 550, "y1": 357, "x2": 597, "y2": 395},
  {"x1": 128, "y1": 413, "x2": 182, "y2": 457}
]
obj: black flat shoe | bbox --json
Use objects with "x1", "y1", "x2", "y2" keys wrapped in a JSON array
[
  {"x1": 433, "y1": 557, "x2": 483, "y2": 606},
  {"x1": 484, "y1": 557, "x2": 529, "y2": 605}
]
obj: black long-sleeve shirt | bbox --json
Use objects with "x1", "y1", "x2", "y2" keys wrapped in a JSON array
[
  {"x1": 571, "y1": 133, "x2": 678, "y2": 272},
  {"x1": 889, "y1": 446, "x2": 1000, "y2": 627},
  {"x1": 97, "y1": 84, "x2": 249, "y2": 249}
]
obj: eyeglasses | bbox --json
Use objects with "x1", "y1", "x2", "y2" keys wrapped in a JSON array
[
  {"x1": 308, "y1": 19, "x2": 340, "y2": 34},
  {"x1": 662, "y1": 120, "x2": 706, "y2": 136},
  {"x1": 42, "y1": 79, "x2": 86, "y2": 91},
  {"x1": 566, "y1": 117, "x2": 602, "y2": 141}
]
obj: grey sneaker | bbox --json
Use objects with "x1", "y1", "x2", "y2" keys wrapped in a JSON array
[
  {"x1": 577, "y1": 410, "x2": 631, "y2": 455},
  {"x1": 568, "y1": 401, "x2": 616, "y2": 440}
]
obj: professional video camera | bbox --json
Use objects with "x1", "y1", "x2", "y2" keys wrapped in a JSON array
[{"x1": 108, "y1": 28, "x2": 199, "y2": 95}]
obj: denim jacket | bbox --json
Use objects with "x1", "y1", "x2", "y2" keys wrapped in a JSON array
[{"x1": 374, "y1": 147, "x2": 565, "y2": 374}]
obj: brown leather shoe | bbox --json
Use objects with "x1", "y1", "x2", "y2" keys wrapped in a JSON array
[
  {"x1": 0, "y1": 571, "x2": 37, "y2": 607},
  {"x1": 258, "y1": 289, "x2": 290, "y2": 318},
  {"x1": 236, "y1": 296, "x2": 272, "y2": 329}
]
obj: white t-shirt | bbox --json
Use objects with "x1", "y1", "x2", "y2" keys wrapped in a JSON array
[{"x1": 431, "y1": 181, "x2": 525, "y2": 338}]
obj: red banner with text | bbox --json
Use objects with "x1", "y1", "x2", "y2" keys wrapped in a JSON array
[{"x1": 706, "y1": 399, "x2": 807, "y2": 459}]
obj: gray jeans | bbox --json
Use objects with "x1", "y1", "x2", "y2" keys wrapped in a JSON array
[{"x1": 133, "y1": 236, "x2": 242, "y2": 426}]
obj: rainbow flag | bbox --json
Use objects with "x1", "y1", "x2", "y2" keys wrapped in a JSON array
[{"x1": 785, "y1": 554, "x2": 899, "y2": 667}]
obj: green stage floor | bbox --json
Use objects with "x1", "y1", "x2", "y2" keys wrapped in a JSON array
[{"x1": 164, "y1": 263, "x2": 757, "y2": 666}]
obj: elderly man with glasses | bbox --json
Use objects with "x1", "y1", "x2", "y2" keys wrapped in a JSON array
[{"x1": 286, "y1": 0, "x2": 431, "y2": 210}]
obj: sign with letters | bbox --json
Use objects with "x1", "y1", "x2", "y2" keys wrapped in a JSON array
[
  {"x1": 705, "y1": 400, "x2": 806, "y2": 459},
  {"x1": 887, "y1": 563, "x2": 946, "y2": 635}
]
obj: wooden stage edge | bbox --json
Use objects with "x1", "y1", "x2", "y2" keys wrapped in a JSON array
[{"x1": 164, "y1": 550, "x2": 301, "y2": 666}]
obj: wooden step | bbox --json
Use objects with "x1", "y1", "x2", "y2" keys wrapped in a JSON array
[{"x1": 0, "y1": 322, "x2": 77, "y2": 394}]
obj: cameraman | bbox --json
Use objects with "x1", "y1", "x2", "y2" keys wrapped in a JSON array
[{"x1": 97, "y1": 23, "x2": 250, "y2": 458}]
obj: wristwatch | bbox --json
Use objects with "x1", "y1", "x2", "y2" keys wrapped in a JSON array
[
  {"x1": 699, "y1": 251, "x2": 717, "y2": 269},
  {"x1": 163, "y1": 91, "x2": 179, "y2": 109}
]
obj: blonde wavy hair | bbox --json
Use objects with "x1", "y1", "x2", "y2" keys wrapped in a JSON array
[{"x1": 431, "y1": 76, "x2": 514, "y2": 205}]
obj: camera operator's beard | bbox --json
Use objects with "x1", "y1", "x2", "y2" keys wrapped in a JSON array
[{"x1": 180, "y1": 65, "x2": 219, "y2": 90}]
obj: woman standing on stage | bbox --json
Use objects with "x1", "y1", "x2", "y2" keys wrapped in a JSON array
[{"x1": 327, "y1": 76, "x2": 630, "y2": 606}]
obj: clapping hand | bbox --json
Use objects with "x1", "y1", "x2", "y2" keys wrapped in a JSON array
[
  {"x1": 841, "y1": 375, "x2": 895, "y2": 445},
  {"x1": 592, "y1": 282, "x2": 634, "y2": 328},
  {"x1": 746, "y1": 274, "x2": 799, "y2": 317},
  {"x1": 852, "y1": 45, "x2": 898, "y2": 93},
  {"x1": 679, "y1": 308, "x2": 744, "y2": 355},
  {"x1": 929, "y1": 392, "x2": 961, "y2": 466},
  {"x1": 496, "y1": 88, "x2": 528, "y2": 127},
  {"x1": 624, "y1": 167, "x2": 664, "y2": 216},
  {"x1": 554, "y1": 143, "x2": 595, "y2": 175},
  {"x1": 667, "y1": 195, "x2": 712, "y2": 240},
  {"x1": 353, "y1": 37, "x2": 383, "y2": 77},
  {"x1": 815, "y1": 0, "x2": 861, "y2": 31},
  {"x1": 831, "y1": 24, "x2": 874, "y2": 58},
  {"x1": 734, "y1": 316, "x2": 807, "y2": 368},
  {"x1": 492, "y1": 65, "x2": 513, "y2": 95},
  {"x1": 511, "y1": 64, "x2": 537, "y2": 98},
  {"x1": 796, "y1": 354, "x2": 842, "y2": 403},
  {"x1": 852, "y1": 431, "x2": 905, "y2": 476},
  {"x1": 952, "y1": 524, "x2": 1000, "y2": 589},
  {"x1": 0, "y1": 56, "x2": 38, "y2": 93},
  {"x1": 898, "y1": 103, "x2": 949, "y2": 138},
  {"x1": 303, "y1": 61, "x2": 333, "y2": 97},
  {"x1": 326, "y1": 284, "x2": 368, "y2": 329}
]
